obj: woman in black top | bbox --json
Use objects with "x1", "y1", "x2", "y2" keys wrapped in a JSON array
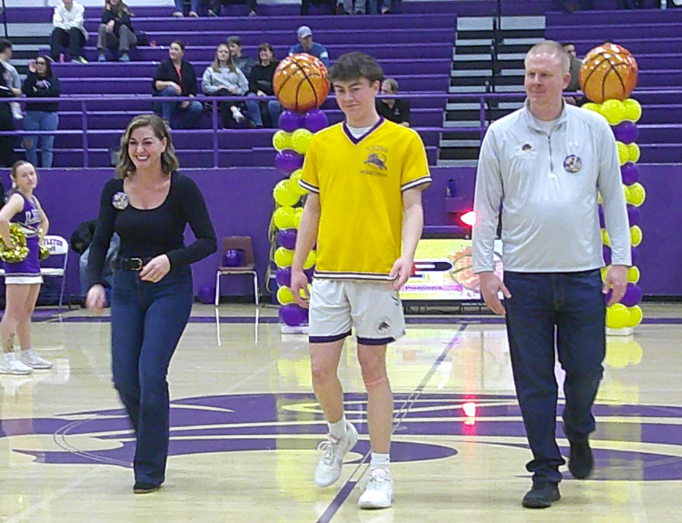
[
  {"x1": 86, "y1": 114, "x2": 217, "y2": 494},
  {"x1": 0, "y1": 61, "x2": 17, "y2": 167},
  {"x1": 245, "y1": 42, "x2": 282, "y2": 128},
  {"x1": 96, "y1": 0, "x2": 137, "y2": 62},
  {"x1": 22, "y1": 56, "x2": 61, "y2": 168},
  {"x1": 152, "y1": 40, "x2": 203, "y2": 129}
]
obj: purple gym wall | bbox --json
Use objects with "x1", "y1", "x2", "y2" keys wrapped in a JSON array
[{"x1": 11, "y1": 164, "x2": 673, "y2": 299}]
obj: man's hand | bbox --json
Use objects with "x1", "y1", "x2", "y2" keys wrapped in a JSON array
[
  {"x1": 603, "y1": 265, "x2": 628, "y2": 306},
  {"x1": 479, "y1": 271, "x2": 511, "y2": 315},
  {"x1": 290, "y1": 268, "x2": 310, "y2": 308},
  {"x1": 388, "y1": 256, "x2": 414, "y2": 290}
]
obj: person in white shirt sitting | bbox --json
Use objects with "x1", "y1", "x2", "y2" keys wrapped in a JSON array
[{"x1": 50, "y1": 0, "x2": 89, "y2": 63}]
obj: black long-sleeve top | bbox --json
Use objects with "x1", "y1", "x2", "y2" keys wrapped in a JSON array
[
  {"x1": 152, "y1": 60, "x2": 198, "y2": 96},
  {"x1": 86, "y1": 172, "x2": 217, "y2": 289},
  {"x1": 248, "y1": 61, "x2": 278, "y2": 95},
  {"x1": 101, "y1": 9, "x2": 134, "y2": 37},
  {"x1": 22, "y1": 72, "x2": 61, "y2": 113}
]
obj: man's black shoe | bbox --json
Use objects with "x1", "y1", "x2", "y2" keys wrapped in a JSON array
[
  {"x1": 133, "y1": 481, "x2": 161, "y2": 494},
  {"x1": 522, "y1": 482, "x2": 560, "y2": 509},
  {"x1": 569, "y1": 439, "x2": 594, "y2": 479}
]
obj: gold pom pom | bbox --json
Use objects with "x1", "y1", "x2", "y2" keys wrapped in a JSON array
[{"x1": 0, "y1": 224, "x2": 30, "y2": 263}]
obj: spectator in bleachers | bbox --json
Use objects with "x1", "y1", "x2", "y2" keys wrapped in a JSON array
[
  {"x1": 0, "y1": 39, "x2": 23, "y2": 121},
  {"x1": 562, "y1": 42, "x2": 584, "y2": 106},
  {"x1": 97, "y1": 0, "x2": 137, "y2": 63},
  {"x1": 289, "y1": 26, "x2": 329, "y2": 68},
  {"x1": 245, "y1": 43, "x2": 281, "y2": 128},
  {"x1": 22, "y1": 56, "x2": 61, "y2": 168},
  {"x1": 226, "y1": 36, "x2": 257, "y2": 78},
  {"x1": 376, "y1": 78, "x2": 410, "y2": 127},
  {"x1": 300, "y1": 0, "x2": 335, "y2": 16},
  {"x1": 173, "y1": 0, "x2": 198, "y2": 17},
  {"x1": 50, "y1": 0, "x2": 89, "y2": 64},
  {"x1": 201, "y1": 43, "x2": 249, "y2": 127},
  {"x1": 206, "y1": 0, "x2": 258, "y2": 17},
  {"x1": 0, "y1": 62, "x2": 17, "y2": 167},
  {"x1": 152, "y1": 40, "x2": 203, "y2": 130}
]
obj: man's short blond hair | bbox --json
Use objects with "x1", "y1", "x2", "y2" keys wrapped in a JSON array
[{"x1": 525, "y1": 40, "x2": 571, "y2": 74}]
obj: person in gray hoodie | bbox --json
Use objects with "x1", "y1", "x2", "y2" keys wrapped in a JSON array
[{"x1": 202, "y1": 43, "x2": 249, "y2": 128}]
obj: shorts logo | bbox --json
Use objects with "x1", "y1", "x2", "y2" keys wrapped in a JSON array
[{"x1": 376, "y1": 317, "x2": 391, "y2": 334}]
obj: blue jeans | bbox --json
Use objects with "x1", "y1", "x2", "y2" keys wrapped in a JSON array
[
  {"x1": 154, "y1": 87, "x2": 204, "y2": 129},
  {"x1": 174, "y1": 0, "x2": 199, "y2": 13},
  {"x1": 245, "y1": 93, "x2": 282, "y2": 128},
  {"x1": 111, "y1": 267, "x2": 193, "y2": 485},
  {"x1": 23, "y1": 111, "x2": 59, "y2": 168},
  {"x1": 503, "y1": 270, "x2": 606, "y2": 485}
]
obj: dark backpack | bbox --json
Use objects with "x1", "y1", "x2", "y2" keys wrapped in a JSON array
[{"x1": 70, "y1": 219, "x2": 97, "y2": 255}]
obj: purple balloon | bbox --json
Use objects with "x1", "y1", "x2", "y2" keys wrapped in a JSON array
[
  {"x1": 627, "y1": 205, "x2": 640, "y2": 227},
  {"x1": 631, "y1": 246, "x2": 640, "y2": 266},
  {"x1": 279, "y1": 303, "x2": 309, "y2": 327},
  {"x1": 621, "y1": 283, "x2": 643, "y2": 307},
  {"x1": 198, "y1": 285, "x2": 215, "y2": 305},
  {"x1": 621, "y1": 163, "x2": 639, "y2": 186},
  {"x1": 303, "y1": 109, "x2": 329, "y2": 133},
  {"x1": 598, "y1": 206, "x2": 605, "y2": 228},
  {"x1": 613, "y1": 121, "x2": 639, "y2": 144},
  {"x1": 279, "y1": 110, "x2": 303, "y2": 133},
  {"x1": 603, "y1": 245, "x2": 612, "y2": 266},
  {"x1": 275, "y1": 150, "x2": 304, "y2": 175},
  {"x1": 276, "y1": 267, "x2": 292, "y2": 287},
  {"x1": 277, "y1": 228, "x2": 297, "y2": 250},
  {"x1": 304, "y1": 267, "x2": 315, "y2": 283}
]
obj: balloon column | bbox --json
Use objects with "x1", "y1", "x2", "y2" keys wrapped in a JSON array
[
  {"x1": 271, "y1": 54, "x2": 330, "y2": 328},
  {"x1": 580, "y1": 43, "x2": 644, "y2": 333}
]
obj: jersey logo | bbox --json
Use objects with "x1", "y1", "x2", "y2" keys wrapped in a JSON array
[{"x1": 364, "y1": 152, "x2": 387, "y2": 171}]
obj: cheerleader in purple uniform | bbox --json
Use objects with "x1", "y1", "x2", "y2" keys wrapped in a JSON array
[{"x1": 0, "y1": 161, "x2": 52, "y2": 374}]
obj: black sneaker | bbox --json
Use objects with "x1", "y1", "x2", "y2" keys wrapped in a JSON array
[
  {"x1": 569, "y1": 439, "x2": 594, "y2": 479},
  {"x1": 133, "y1": 481, "x2": 161, "y2": 494},
  {"x1": 522, "y1": 482, "x2": 560, "y2": 509}
]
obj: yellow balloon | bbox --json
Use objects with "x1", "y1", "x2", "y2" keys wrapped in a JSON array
[
  {"x1": 273, "y1": 180, "x2": 301, "y2": 207},
  {"x1": 276, "y1": 286, "x2": 295, "y2": 304},
  {"x1": 293, "y1": 207, "x2": 304, "y2": 229},
  {"x1": 616, "y1": 141, "x2": 629, "y2": 166},
  {"x1": 598, "y1": 192, "x2": 603, "y2": 204},
  {"x1": 622, "y1": 98, "x2": 642, "y2": 123},
  {"x1": 630, "y1": 225, "x2": 642, "y2": 247},
  {"x1": 582, "y1": 102, "x2": 602, "y2": 115},
  {"x1": 627, "y1": 182, "x2": 646, "y2": 207},
  {"x1": 274, "y1": 247, "x2": 295, "y2": 268},
  {"x1": 273, "y1": 206, "x2": 296, "y2": 230},
  {"x1": 627, "y1": 143, "x2": 640, "y2": 163},
  {"x1": 627, "y1": 266, "x2": 640, "y2": 283},
  {"x1": 291, "y1": 129, "x2": 313, "y2": 155},
  {"x1": 272, "y1": 130, "x2": 292, "y2": 152},
  {"x1": 303, "y1": 250, "x2": 316, "y2": 269},
  {"x1": 626, "y1": 305, "x2": 643, "y2": 328},
  {"x1": 607, "y1": 303, "x2": 629, "y2": 329},
  {"x1": 289, "y1": 169, "x2": 308, "y2": 196},
  {"x1": 602, "y1": 229, "x2": 610, "y2": 246},
  {"x1": 601, "y1": 99, "x2": 625, "y2": 126}
]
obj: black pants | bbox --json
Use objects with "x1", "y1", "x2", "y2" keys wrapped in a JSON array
[
  {"x1": 300, "y1": 0, "x2": 335, "y2": 15},
  {"x1": 0, "y1": 105, "x2": 16, "y2": 168},
  {"x1": 50, "y1": 27, "x2": 86, "y2": 60},
  {"x1": 201, "y1": 0, "x2": 256, "y2": 15},
  {"x1": 215, "y1": 88, "x2": 245, "y2": 128}
]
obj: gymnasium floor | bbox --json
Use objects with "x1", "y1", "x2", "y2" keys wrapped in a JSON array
[{"x1": 0, "y1": 303, "x2": 680, "y2": 522}]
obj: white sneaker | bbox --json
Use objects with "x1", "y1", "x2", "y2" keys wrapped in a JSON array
[
  {"x1": 0, "y1": 352, "x2": 33, "y2": 375},
  {"x1": 358, "y1": 468, "x2": 393, "y2": 509},
  {"x1": 232, "y1": 107, "x2": 245, "y2": 123},
  {"x1": 10, "y1": 102, "x2": 22, "y2": 120},
  {"x1": 18, "y1": 349, "x2": 53, "y2": 370},
  {"x1": 314, "y1": 422, "x2": 358, "y2": 487}
]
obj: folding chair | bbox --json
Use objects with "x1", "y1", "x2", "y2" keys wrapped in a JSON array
[
  {"x1": 40, "y1": 235, "x2": 71, "y2": 312},
  {"x1": 215, "y1": 236, "x2": 259, "y2": 306}
]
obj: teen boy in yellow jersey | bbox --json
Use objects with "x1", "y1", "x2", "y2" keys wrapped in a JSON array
[{"x1": 290, "y1": 52, "x2": 431, "y2": 510}]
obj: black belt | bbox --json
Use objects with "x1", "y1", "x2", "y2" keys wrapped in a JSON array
[{"x1": 113, "y1": 256, "x2": 153, "y2": 271}]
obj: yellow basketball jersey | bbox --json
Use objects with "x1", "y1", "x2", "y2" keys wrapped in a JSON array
[{"x1": 299, "y1": 118, "x2": 431, "y2": 280}]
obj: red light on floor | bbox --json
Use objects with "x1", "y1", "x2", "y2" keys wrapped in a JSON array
[
  {"x1": 459, "y1": 211, "x2": 476, "y2": 227},
  {"x1": 463, "y1": 402, "x2": 477, "y2": 417}
]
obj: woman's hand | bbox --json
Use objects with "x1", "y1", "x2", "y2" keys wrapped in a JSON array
[
  {"x1": 139, "y1": 255, "x2": 171, "y2": 283},
  {"x1": 86, "y1": 284, "x2": 106, "y2": 315}
]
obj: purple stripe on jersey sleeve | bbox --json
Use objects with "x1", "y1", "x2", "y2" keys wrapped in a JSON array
[
  {"x1": 401, "y1": 175, "x2": 433, "y2": 192},
  {"x1": 299, "y1": 180, "x2": 319, "y2": 193}
]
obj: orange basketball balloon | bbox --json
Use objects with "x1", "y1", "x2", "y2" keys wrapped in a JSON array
[
  {"x1": 579, "y1": 43, "x2": 638, "y2": 104},
  {"x1": 274, "y1": 53, "x2": 330, "y2": 113}
]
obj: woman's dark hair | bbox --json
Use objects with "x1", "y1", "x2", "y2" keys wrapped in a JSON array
[
  {"x1": 35, "y1": 55, "x2": 53, "y2": 78},
  {"x1": 116, "y1": 114, "x2": 178, "y2": 178},
  {"x1": 258, "y1": 42, "x2": 276, "y2": 64},
  {"x1": 170, "y1": 40, "x2": 185, "y2": 52}
]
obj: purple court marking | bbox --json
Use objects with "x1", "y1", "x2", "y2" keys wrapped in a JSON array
[{"x1": 314, "y1": 324, "x2": 468, "y2": 523}]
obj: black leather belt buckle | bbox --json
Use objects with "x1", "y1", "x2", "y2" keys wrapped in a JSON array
[{"x1": 127, "y1": 257, "x2": 144, "y2": 271}]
